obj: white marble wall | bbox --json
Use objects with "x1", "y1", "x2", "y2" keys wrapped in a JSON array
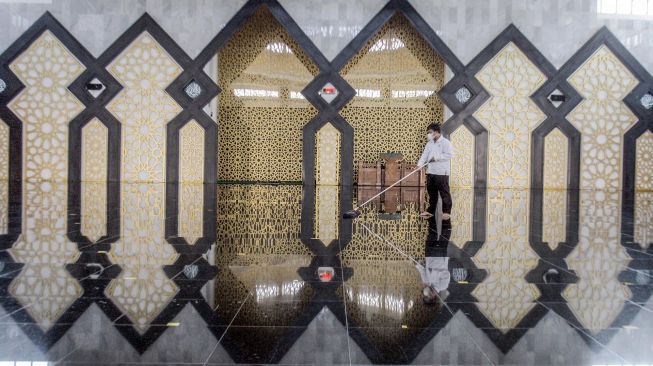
[{"x1": 2, "y1": 0, "x2": 653, "y2": 73}]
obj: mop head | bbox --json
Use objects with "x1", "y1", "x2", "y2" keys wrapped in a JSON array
[{"x1": 342, "y1": 209, "x2": 361, "y2": 219}]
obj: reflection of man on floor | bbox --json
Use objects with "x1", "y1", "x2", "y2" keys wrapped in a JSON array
[
  {"x1": 416, "y1": 217, "x2": 452, "y2": 306},
  {"x1": 417, "y1": 123, "x2": 453, "y2": 220}
]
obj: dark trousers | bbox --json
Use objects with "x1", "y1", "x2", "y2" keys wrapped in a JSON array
[{"x1": 426, "y1": 174, "x2": 452, "y2": 215}]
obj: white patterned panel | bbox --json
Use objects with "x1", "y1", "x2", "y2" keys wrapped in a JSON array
[
  {"x1": 563, "y1": 45, "x2": 638, "y2": 332},
  {"x1": 179, "y1": 120, "x2": 205, "y2": 244},
  {"x1": 6, "y1": 31, "x2": 85, "y2": 329},
  {"x1": 542, "y1": 128, "x2": 568, "y2": 249},
  {"x1": 0, "y1": 118, "x2": 7, "y2": 234},
  {"x1": 81, "y1": 119, "x2": 108, "y2": 242},
  {"x1": 449, "y1": 126, "x2": 475, "y2": 247},
  {"x1": 635, "y1": 131, "x2": 653, "y2": 247},
  {"x1": 105, "y1": 32, "x2": 182, "y2": 333},
  {"x1": 567, "y1": 45, "x2": 638, "y2": 191},
  {"x1": 472, "y1": 189, "x2": 540, "y2": 332},
  {"x1": 473, "y1": 42, "x2": 547, "y2": 189}
]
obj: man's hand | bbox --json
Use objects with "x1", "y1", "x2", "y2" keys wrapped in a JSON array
[{"x1": 428, "y1": 153, "x2": 439, "y2": 162}]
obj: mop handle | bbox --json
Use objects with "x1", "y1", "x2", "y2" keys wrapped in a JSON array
[
  {"x1": 354, "y1": 161, "x2": 429, "y2": 211},
  {"x1": 360, "y1": 222, "x2": 421, "y2": 267}
]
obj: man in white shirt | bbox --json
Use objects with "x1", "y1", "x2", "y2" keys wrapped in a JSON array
[{"x1": 417, "y1": 123, "x2": 454, "y2": 220}]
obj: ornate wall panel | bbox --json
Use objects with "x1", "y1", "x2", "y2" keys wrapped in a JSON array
[
  {"x1": 471, "y1": 189, "x2": 539, "y2": 332},
  {"x1": 449, "y1": 126, "x2": 475, "y2": 247},
  {"x1": 217, "y1": 6, "x2": 318, "y2": 182},
  {"x1": 635, "y1": 131, "x2": 653, "y2": 247},
  {"x1": 80, "y1": 118, "x2": 108, "y2": 242},
  {"x1": 567, "y1": 45, "x2": 638, "y2": 192},
  {"x1": 562, "y1": 45, "x2": 638, "y2": 332},
  {"x1": 473, "y1": 42, "x2": 546, "y2": 189},
  {"x1": 105, "y1": 31, "x2": 182, "y2": 333},
  {"x1": 0, "y1": 118, "x2": 7, "y2": 234},
  {"x1": 542, "y1": 128, "x2": 568, "y2": 249},
  {"x1": 339, "y1": 14, "x2": 445, "y2": 173},
  {"x1": 178, "y1": 120, "x2": 205, "y2": 244},
  {"x1": 314, "y1": 122, "x2": 341, "y2": 242},
  {"x1": 6, "y1": 30, "x2": 85, "y2": 330}
]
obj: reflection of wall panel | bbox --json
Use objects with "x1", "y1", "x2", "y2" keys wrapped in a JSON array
[
  {"x1": 105, "y1": 31, "x2": 181, "y2": 333},
  {"x1": 471, "y1": 189, "x2": 539, "y2": 332},
  {"x1": 217, "y1": 6, "x2": 318, "y2": 182},
  {"x1": 81, "y1": 119, "x2": 108, "y2": 242},
  {"x1": 542, "y1": 128, "x2": 568, "y2": 249},
  {"x1": 179, "y1": 120, "x2": 205, "y2": 244},
  {"x1": 216, "y1": 185, "x2": 310, "y2": 260},
  {"x1": 7, "y1": 31, "x2": 85, "y2": 329},
  {"x1": 563, "y1": 45, "x2": 637, "y2": 332},
  {"x1": 0, "y1": 118, "x2": 7, "y2": 234},
  {"x1": 339, "y1": 14, "x2": 445, "y2": 171},
  {"x1": 635, "y1": 131, "x2": 653, "y2": 247},
  {"x1": 346, "y1": 203, "x2": 427, "y2": 263},
  {"x1": 473, "y1": 42, "x2": 546, "y2": 189},
  {"x1": 449, "y1": 126, "x2": 475, "y2": 247}
]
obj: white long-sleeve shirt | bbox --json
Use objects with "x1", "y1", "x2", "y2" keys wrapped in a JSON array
[
  {"x1": 415, "y1": 257, "x2": 450, "y2": 293},
  {"x1": 417, "y1": 136, "x2": 453, "y2": 175}
]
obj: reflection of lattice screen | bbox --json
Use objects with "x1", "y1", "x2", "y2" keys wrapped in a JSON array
[
  {"x1": 635, "y1": 131, "x2": 653, "y2": 247},
  {"x1": 0, "y1": 118, "x2": 7, "y2": 234},
  {"x1": 105, "y1": 31, "x2": 181, "y2": 333},
  {"x1": 563, "y1": 45, "x2": 637, "y2": 332},
  {"x1": 340, "y1": 14, "x2": 445, "y2": 173},
  {"x1": 217, "y1": 6, "x2": 318, "y2": 182},
  {"x1": 346, "y1": 202, "x2": 427, "y2": 263},
  {"x1": 7, "y1": 31, "x2": 85, "y2": 330},
  {"x1": 216, "y1": 185, "x2": 310, "y2": 261},
  {"x1": 473, "y1": 42, "x2": 546, "y2": 189},
  {"x1": 542, "y1": 128, "x2": 568, "y2": 249}
]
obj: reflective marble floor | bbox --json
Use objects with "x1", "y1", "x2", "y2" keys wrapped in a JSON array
[{"x1": 0, "y1": 184, "x2": 652, "y2": 365}]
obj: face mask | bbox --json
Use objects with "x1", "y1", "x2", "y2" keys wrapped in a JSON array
[{"x1": 427, "y1": 133, "x2": 434, "y2": 141}]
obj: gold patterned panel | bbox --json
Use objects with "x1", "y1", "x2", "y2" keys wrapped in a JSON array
[
  {"x1": 315, "y1": 122, "x2": 341, "y2": 185},
  {"x1": 449, "y1": 126, "x2": 475, "y2": 247},
  {"x1": 81, "y1": 119, "x2": 108, "y2": 242},
  {"x1": 105, "y1": 31, "x2": 182, "y2": 333},
  {"x1": 314, "y1": 122, "x2": 341, "y2": 242},
  {"x1": 473, "y1": 42, "x2": 547, "y2": 189},
  {"x1": 0, "y1": 118, "x2": 7, "y2": 234},
  {"x1": 567, "y1": 45, "x2": 638, "y2": 191},
  {"x1": 339, "y1": 14, "x2": 445, "y2": 175},
  {"x1": 179, "y1": 120, "x2": 205, "y2": 244},
  {"x1": 345, "y1": 202, "x2": 427, "y2": 263},
  {"x1": 563, "y1": 190, "x2": 631, "y2": 332},
  {"x1": 217, "y1": 6, "x2": 318, "y2": 182},
  {"x1": 635, "y1": 131, "x2": 653, "y2": 247},
  {"x1": 542, "y1": 128, "x2": 568, "y2": 249},
  {"x1": 450, "y1": 126, "x2": 474, "y2": 188},
  {"x1": 562, "y1": 45, "x2": 638, "y2": 332},
  {"x1": 6, "y1": 31, "x2": 85, "y2": 330},
  {"x1": 472, "y1": 189, "x2": 539, "y2": 332}
]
